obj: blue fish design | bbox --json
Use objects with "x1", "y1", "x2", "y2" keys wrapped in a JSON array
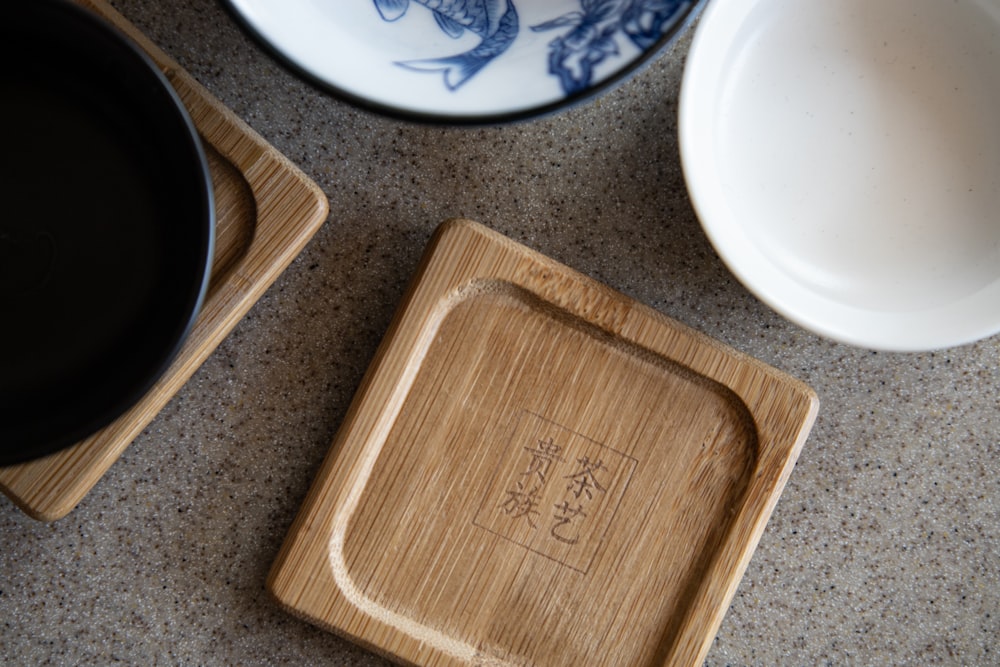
[
  {"x1": 374, "y1": 0, "x2": 519, "y2": 90},
  {"x1": 621, "y1": 0, "x2": 690, "y2": 50},
  {"x1": 532, "y1": 0, "x2": 690, "y2": 94}
]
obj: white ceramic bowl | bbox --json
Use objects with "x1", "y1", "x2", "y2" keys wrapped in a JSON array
[
  {"x1": 680, "y1": 0, "x2": 1000, "y2": 351},
  {"x1": 225, "y1": 0, "x2": 705, "y2": 123}
]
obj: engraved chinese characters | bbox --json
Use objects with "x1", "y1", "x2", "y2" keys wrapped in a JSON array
[{"x1": 476, "y1": 411, "x2": 637, "y2": 573}]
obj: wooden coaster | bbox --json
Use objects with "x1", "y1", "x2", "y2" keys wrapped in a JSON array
[
  {"x1": 0, "y1": 0, "x2": 328, "y2": 522},
  {"x1": 267, "y1": 219, "x2": 818, "y2": 667}
]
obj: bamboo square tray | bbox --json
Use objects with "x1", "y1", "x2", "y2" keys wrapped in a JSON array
[
  {"x1": 0, "y1": 0, "x2": 328, "y2": 522},
  {"x1": 268, "y1": 220, "x2": 818, "y2": 667}
]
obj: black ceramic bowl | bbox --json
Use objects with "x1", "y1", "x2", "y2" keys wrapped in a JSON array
[{"x1": 0, "y1": 1, "x2": 215, "y2": 465}]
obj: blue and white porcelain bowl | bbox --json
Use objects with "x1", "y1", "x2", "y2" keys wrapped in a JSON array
[{"x1": 224, "y1": 0, "x2": 706, "y2": 123}]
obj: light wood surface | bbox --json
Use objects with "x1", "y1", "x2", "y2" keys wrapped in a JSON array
[
  {"x1": 0, "y1": 0, "x2": 329, "y2": 522},
  {"x1": 268, "y1": 219, "x2": 818, "y2": 667}
]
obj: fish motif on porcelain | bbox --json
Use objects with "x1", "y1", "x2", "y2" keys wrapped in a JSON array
[{"x1": 373, "y1": 0, "x2": 692, "y2": 93}]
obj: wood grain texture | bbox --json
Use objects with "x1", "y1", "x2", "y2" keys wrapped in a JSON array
[
  {"x1": 0, "y1": 0, "x2": 329, "y2": 522},
  {"x1": 267, "y1": 219, "x2": 818, "y2": 667}
]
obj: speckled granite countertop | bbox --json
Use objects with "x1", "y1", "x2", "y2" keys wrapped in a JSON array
[{"x1": 2, "y1": 1, "x2": 998, "y2": 665}]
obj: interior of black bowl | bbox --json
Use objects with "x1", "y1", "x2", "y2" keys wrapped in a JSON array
[{"x1": 0, "y1": 1, "x2": 214, "y2": 466}]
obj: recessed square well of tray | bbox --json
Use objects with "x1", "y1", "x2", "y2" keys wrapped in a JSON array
[{"x1": 268, "y1": 219, "x2": 818, "y2": 667}]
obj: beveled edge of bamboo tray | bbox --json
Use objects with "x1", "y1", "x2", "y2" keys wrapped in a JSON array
[
  {"x1": 0, "y1": 0, "x2": 329, "y2": 522},
  {"x1": 266, "y1": 218, "x2": 819, "y2": 667}
]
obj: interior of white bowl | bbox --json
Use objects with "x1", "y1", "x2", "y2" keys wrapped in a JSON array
[
  {"x1": 680, "y1": 0, "x2": 1000, "y2": 351},
  {"x1": 225, "y1": 0, "x2": 703, "y2": 122}
]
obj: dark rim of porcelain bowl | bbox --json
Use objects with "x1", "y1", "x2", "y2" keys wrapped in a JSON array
[{"x1": 0, "y1": 1, "x2": 215, "y2": 466}]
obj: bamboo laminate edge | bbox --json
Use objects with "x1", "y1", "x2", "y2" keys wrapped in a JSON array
[{"x1": 0, "y1": 0, "x2": 329, "y2": 521}]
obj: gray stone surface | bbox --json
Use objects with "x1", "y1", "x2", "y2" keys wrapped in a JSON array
[{"x1": 1, "y1": 1, "x2": 997, "y2": 665}]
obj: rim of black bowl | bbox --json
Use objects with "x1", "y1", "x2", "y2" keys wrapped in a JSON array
[
  {"x1": 220, "y1": 0, "x2": 708, "y2": 126},
  {"x1": 0, "y1": 1, "x2": 215, "y2": 466}
]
